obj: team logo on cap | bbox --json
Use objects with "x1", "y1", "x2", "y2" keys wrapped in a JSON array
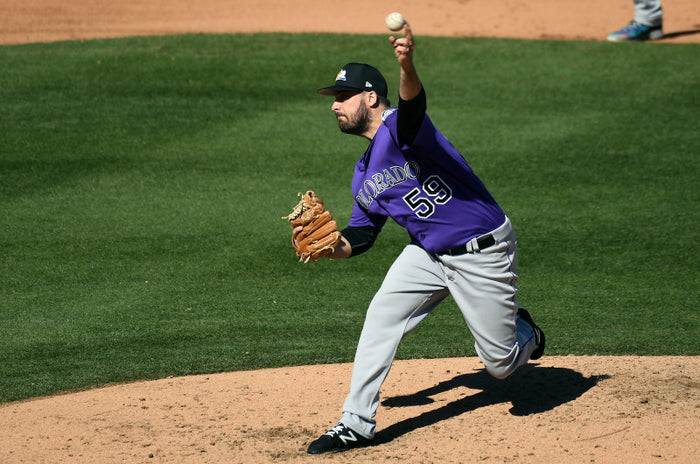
[{"x1": 335, "y1": 69, "x2": 347, "y2": 82}]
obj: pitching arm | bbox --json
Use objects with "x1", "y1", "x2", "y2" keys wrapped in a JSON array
[{"x1": 389, "y1": 21, "x2": 421, "y2": 101}]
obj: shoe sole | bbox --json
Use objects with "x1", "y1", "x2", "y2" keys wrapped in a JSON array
[
  {"x1": 307, "y1": 441, "x2": 372, "y2": 455},
  {"x1": 530, "y1": 324, "x2": 545, "y2": 360}
]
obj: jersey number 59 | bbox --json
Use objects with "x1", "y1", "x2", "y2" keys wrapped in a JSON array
[{"x1": 402, "y1": 175, "x2": 453, "y2": 218}]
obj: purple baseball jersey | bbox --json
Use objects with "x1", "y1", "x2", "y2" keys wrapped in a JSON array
[{"x1": 347, "y1": 108, "x2": 506, "y2": 254}]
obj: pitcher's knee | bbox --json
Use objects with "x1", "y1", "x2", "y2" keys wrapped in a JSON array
[
  {"x1": 478, "y1": 348, "x2": 521, "y2": 379},
  {"x1": 483, "y1": 361, "x2": 516, "y2": 379}
]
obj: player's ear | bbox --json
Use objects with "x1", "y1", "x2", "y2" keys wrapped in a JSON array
[{"x1": 366, "y1": 91, "x2": 379, "y2": 108}]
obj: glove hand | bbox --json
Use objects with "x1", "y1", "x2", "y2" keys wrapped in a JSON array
[{"x1": 283, "y1": 191, "x2": 341, "y2": 263}]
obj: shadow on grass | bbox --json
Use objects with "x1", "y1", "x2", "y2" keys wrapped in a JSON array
[{"x1": 375, "y1": 363, "x2": 608, "y2": 445}]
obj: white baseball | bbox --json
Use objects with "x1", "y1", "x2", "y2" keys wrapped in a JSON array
[{"x1": 385, "y1": 12, "x2": 406, "y2": 32}]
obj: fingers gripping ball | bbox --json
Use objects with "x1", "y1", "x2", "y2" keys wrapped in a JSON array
[
  {"x1": 282, "y1": 191, "x2": 341, "y2": 263},
  {"x1": 385, "y1": 12, "x2": 406, "y2": 31}
]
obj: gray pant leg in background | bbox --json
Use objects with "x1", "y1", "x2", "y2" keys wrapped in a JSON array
[{"x1": 634, "y1": 0, "x2": 663, "y2": 26}]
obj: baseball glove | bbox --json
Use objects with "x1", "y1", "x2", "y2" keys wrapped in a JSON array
[{"x1": 282, "y1": 190, "x2": 341, "y2": 263}]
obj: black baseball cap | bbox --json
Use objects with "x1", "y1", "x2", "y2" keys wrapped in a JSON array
[{"x1": 317, "y1": 63, "x2": 388, "y2": 98}]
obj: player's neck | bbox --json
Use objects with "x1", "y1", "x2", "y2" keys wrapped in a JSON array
[{"x1": 363, "y1": 108, "x2": 388, "y2": 141}]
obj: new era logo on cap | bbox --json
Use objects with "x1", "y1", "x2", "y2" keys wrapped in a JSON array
[{"x1": 318, "y1": 63, "x2": 388, "y2": 98}]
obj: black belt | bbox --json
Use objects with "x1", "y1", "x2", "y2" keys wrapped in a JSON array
[{"x1": 439, "y1": 234, "x2": 496, "y2": 256}]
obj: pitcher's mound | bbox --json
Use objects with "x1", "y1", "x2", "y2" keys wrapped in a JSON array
[{"x1": 1, "y1": 356, "x2": 698, "y2": 463}]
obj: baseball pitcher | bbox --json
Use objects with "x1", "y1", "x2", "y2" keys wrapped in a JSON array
[{"x1": 285, "y1": 20, "x2": 546, "y2": 454}]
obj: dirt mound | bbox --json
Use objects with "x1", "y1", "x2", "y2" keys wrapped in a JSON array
[
  {"x1": 1, "y1": 0, "x2": 699, "y2": 44},
  {"x1": 1, "y1": 357, "x2": 698, "y2": 463}
]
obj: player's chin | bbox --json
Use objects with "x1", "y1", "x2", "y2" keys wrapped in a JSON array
[{"x1": 339, "y1": 123, "x2": 355, "y2": 134}]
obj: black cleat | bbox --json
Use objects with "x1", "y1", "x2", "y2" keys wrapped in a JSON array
[
  {"x1": 518, "y1": 307, "x2": 546, "y2": 360},
  {"x1": 307, "y1": 423, "x2": 372, "y2": 455}
]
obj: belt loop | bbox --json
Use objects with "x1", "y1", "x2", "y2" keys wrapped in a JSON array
[{"x1": 466, "y1": 239, "x2": 475, "y2": 253}]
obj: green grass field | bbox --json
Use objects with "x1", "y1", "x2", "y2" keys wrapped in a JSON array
[{"x1": 1, "y1": 33, "x2": 698, "y2": 403}]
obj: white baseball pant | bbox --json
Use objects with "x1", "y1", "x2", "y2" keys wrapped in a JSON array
[
  {"x1": 339, "y1": 217, "x2": 539, "y2": 439},
  {"x1": 634, "y1": 0, "x2": 663, "y2": 27}
]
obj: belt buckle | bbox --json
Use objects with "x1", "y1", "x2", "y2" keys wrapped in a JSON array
[{"x1": 477, "y1": 234, "x2": 496, "y2": 251}]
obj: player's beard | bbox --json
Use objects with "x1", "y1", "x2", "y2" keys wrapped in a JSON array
[{"x1": 338, "y1": 100, "x2": 371, "y2": 136}]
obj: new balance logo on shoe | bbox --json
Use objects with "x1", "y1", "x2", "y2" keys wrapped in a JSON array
[
  {"x1": 329, "y1": 425, "x2": 359, "y2": 446},
  {"x1": 307, "y1": 423, "x2": 372, "y2": 454}
]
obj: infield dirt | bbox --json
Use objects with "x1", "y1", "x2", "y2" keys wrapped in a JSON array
[
  {"x1": 1, "y1": 1, "x2": 699, "y2": 463},
  {"x1": 1, "y1": 0, "x2": 699, "y2": 44}
]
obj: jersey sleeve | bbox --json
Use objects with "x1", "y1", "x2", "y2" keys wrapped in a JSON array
[
  {"x1": 397, "y1": 86, "x2": 427, "y2": 147},
  {"x1": 347, "y1": 201, "x2": 388, "y2": 230}
]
